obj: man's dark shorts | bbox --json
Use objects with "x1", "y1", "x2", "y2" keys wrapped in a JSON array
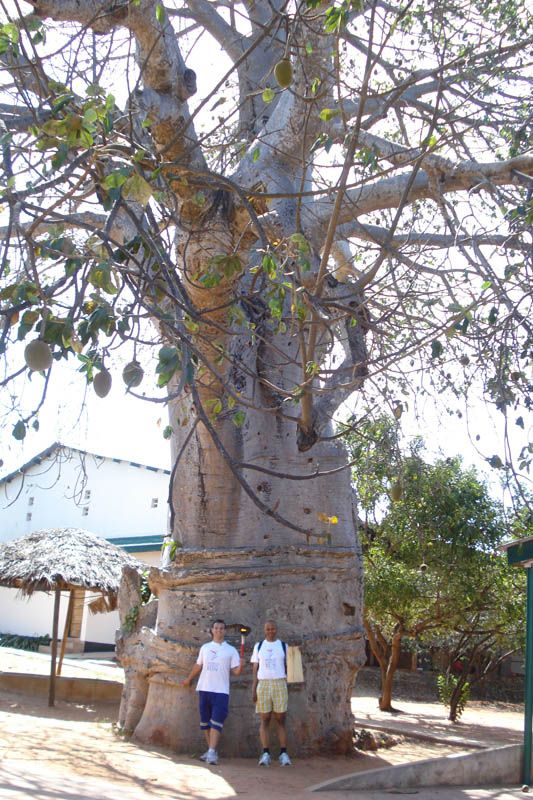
[{"x1": 198, "y1": 691, "x2": 229, "y2": 731}]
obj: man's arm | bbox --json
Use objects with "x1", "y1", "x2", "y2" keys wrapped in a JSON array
[
  {"x1": 231, "y1": 653, "x2": 244, "y2": 676},
  {"x1": 251, "y1": 661, "x2": 259, "y2": 702},
  {"x1": 182, "y1": 662, "x2": 202, "y2": 687}
]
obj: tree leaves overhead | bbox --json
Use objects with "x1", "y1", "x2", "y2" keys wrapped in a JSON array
[{"x1": 0, "y1": 0, "x2": 530, "y2": 496}]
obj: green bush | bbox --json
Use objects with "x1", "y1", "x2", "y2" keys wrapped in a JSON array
[
  {"x1": 437, "y1": 672, "x2": 470, "y2": 720},
  {"x1": 0, "y1": 632, "x2": 51, "y2": 651}
]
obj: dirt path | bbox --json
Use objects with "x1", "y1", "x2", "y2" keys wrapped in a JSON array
[{"x1": 0, "y1": 650, "x2": 524, "y2": 800}]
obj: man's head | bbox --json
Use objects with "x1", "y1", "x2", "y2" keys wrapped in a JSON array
[
  {"x1": 211, "y1": 619, "x2": 226, "y2": 643},
  {"x1": 264, "y1": 620, "x2": 277, "y2": 642}
]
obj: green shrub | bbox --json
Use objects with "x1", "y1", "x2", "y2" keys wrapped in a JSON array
[{"x1": 0, "y1": 632, "x2": 51, "y2": 651}]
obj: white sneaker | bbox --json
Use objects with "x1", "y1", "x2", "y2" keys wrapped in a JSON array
[
  {"x1": 258, "y1": 752, "x2": 271, "y2": 766},
  {"x1": 279, "y1": 752, "x2": 291, "y2": 766},
  {"x1": 206, "y1": 751, "x2": 218, "y2": 765},
  {"x1": 199, "y1": 750, "x2": 209, "y2": 761}
]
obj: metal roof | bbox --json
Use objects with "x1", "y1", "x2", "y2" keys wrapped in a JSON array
[{"x1": 0, "y1": 442, "x2": 170, "y2": 486}]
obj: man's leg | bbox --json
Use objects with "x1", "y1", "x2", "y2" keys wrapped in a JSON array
[
  {"x1": 199, "y1": 692, "x2": 211, "y2": 739},
  {"x1": 272, "y1": 680, "x2": 291, "y2": 764},
  {"x1": 199, "y1": 692, "x2": 213, "y2": 759},
  {"x1": 273, "y1": 712, "x2": 287, "y2": 747},
  {"x1": 204, "y1": 692, "x2": 228, "y2": 763},
  {"x1": 259, "y1": 712, "x2": 272, "y2": 748},
  {"x1": 256, "y1": 681, "x2": 273, "y2": 765},
  {"x1": 208, "y1": 727, "x2": 221, "y2": 750}
]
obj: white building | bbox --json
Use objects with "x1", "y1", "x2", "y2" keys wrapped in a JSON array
[{"x1": 0, "y1": 443, "x2": 170, "y2": 649}]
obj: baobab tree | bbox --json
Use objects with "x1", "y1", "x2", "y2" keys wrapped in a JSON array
[{"x1": 0, "y1": 0, "x2": 531, "y2": 755}]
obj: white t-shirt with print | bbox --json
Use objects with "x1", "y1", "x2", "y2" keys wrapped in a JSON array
[
  {"x1": 250, "y1": 639, "x2": 286, "y2": 680},
  {"x1": 195, "y1": 640, "x2": 240, "y2": 695}
]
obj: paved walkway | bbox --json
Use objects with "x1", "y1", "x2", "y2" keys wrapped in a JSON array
[
  {"x1": 0, "y1": 650, "x2": 527, "y2": 799},
  {"x1": 0, "y1": 646, "x2": 124, "y2": 681},
  {"x1": 353, "y1": 695, "x2": 524, "y2": 749}
]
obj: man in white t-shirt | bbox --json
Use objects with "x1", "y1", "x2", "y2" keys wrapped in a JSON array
[
  {"x1": 251, "y1": 619, "x2": 292, "y2": 766},
  {"x1": 182, "y1": 619, "x2": 242, "y2": 765}
]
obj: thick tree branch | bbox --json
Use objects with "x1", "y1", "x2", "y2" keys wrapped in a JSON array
[
  {"x1": 28, "y1": 0, "x2": 205, "y2": 186},
  {"x1": 186, "y1": 0, "x2": 247, "y2": 63},
  {"x1": 306, "y1": 155, "x2": 533, "y2": 233}
]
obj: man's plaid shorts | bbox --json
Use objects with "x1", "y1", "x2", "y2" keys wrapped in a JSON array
[{"x1": 256, "y1": 678, "x2": 288, "y2": 714}]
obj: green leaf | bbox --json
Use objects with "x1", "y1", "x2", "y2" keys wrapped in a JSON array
[
  {"x1": 262, "y1": 88, "x2": 275, "y2": 104},
  {"x1": 206, "y1": 397, "x2": 223, "y2": 416},
  {"x1": 324, "y1": 5, "x2": 348, "y2": 33},
  {"x1": 319, "y1": 108, "x2": 340, "y2": 122},
  {"x1": 163, "y1": 425, "x2": 173, "y2": 439},
  {"x1": 156, "y1": 345, "x2": 181, "y2": 387},
  {"x1": 233, "y1": 410, "x2": 246, "y2": 427},
  {"x1": 122, "y1": 173, "x2": 153, "y2": 207},
  {"x1": 77, "y1": 127, "x2": 94, "y2": 148},
  {"x1": 290, "y1": 233, "x2": 310, "y2": 253},
  {"x1": 102, "y1": 168, "x2": 130, "y2": 190},
  {"x1": 83, "y1": 107, "x2": 98, "y2": 124},
  {"x1": 252, "y1": 147, "x2": 260, "y2": 162},
  {"x1": 156, "y1": 3, "x2": 165, "y2": 23}
]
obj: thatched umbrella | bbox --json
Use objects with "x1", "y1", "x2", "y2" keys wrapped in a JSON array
[{"x1": 0, "y1": 527, "x2": 141, "y2": 706}]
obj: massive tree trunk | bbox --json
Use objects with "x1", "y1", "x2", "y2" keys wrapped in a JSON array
[
  {"x1": 118, "y1": 262, "x2": 366, "y2": 755},
  {"x1": 118, "y1": 436, "x2": 365, "y2": 755}
]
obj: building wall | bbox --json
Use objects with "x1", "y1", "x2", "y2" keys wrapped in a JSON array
[
  {"x1": 0, "y1": 446, "x2": 169, "y2": 542},
  {"x1": 0, "y1": 586, "x2": 69, "y2": 638},
  {"x1": 0, "y1": 446, "x2": 169, "y2": 647},
  {"x1": 0, "y1": 550, "x2": 161, "y2": 645},
  {"x1": 83, "y1": 550, "x2": 161, "y2": 645}
]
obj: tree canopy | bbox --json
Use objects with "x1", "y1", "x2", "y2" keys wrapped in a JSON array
[
  {"x1": 0, "y1": 0, "x2": 530, "y2": 499},
  {"x1": 349, "y1": 417, "x2": 525, "y2": 712}
]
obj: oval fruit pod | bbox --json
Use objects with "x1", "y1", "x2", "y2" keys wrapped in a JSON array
[
  {"x1": 122, "y1": 360, "x2": 144, "y2": 388},
  {"x1": 93, "y1": 369, "x2": 112, "y2": 398},
  {"x1": 24, "y1": 339, "x2": 53, "y2": 371},
  {"x1": 274, "y1": 58, "x2": 293, "y2": 89}
]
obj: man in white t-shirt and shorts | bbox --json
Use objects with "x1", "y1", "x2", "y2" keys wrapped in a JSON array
[
  {"x1": 182, "y1": 619, "x2": 242, "y2": 765},
  {"x1": 251, "y1": 619, "x2": 292, "y2": 766}
]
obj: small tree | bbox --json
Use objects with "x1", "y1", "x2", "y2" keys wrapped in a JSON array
[
  {"x1": 349, "y1": 419, "x2": 514, "y2": 712},
  {"x1": 435, "y1": 519, "x2": 527, "y2": 721}
]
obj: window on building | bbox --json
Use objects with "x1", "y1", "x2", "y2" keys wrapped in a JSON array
[
  {"x1": 84, "y1": 489, "x2": 91, "y2": 500},
  {"x1": 26, "y1": 512, "x2": 32, "y2": 521},
  {"x1": 151, "y1": 498, "x2": 159, "y2": 508},
  {"x1": 82, "y1": 506, "x2": 89, "y2": 516},
  {"x1": 28, "y1": 497, "x2": 34, "y2": 506}
]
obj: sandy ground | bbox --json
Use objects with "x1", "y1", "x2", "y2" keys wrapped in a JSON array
[{"x1": 0, "y1": 649, "x2": 524, "y2": 800}]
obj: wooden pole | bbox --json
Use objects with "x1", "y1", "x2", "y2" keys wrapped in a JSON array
[
  {"x1": 523, "y1": 567, "x2": 533, "y2": 786},
  {"x1": 48, "y1": 587, "x2": 61, "y2": 707},
  {"x1": 57, "y1": 589, "x2": 75, "y2": 677}
]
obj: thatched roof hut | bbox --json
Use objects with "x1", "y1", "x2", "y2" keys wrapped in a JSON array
[
  {"x1": 0, "y1": 527, "x2": 142, "y2": 705},
  {"x1": 0, "y1": 527, "x2": 140, "y2": 604}
]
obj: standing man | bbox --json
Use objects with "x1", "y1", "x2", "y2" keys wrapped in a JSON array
[
  {"x1": 251, "y1": 619, "x2": 292, "y2": 766},
  {"x1": 182, "y1": 619, "x2": 242, "y2": 765}
]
